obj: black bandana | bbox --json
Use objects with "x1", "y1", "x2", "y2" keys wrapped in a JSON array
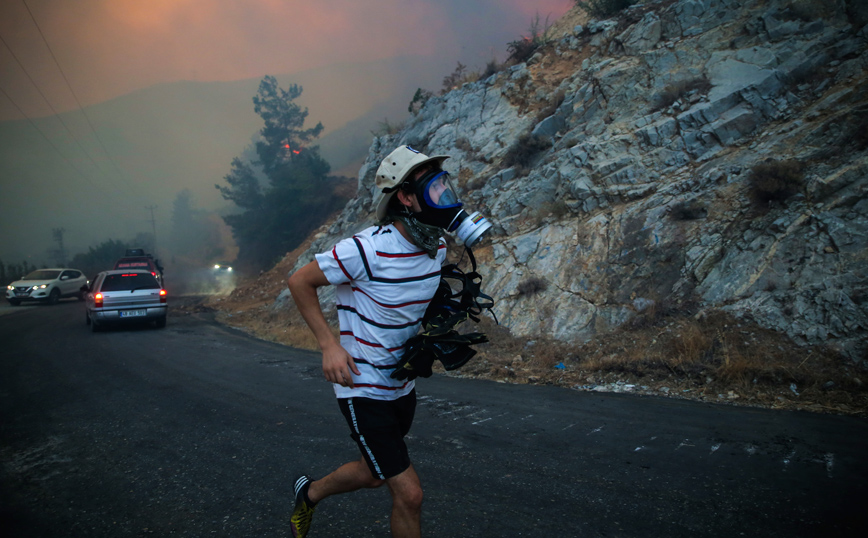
[{"x1": 394, "y1": 215, "x2": 442, "y2": 258}]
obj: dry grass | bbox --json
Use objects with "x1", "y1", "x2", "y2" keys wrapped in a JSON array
[{"x1": 448, "y1": 309, "x2": 867, "y2": 416}]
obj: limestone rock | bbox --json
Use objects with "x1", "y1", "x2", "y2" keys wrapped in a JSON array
[{"x1": 284, "y1": 0, "x2": 868, "y2": 363}]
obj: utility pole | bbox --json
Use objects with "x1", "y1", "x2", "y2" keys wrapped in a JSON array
[
  {"x1": 51, "y1": 227, "x2": 66, "y2": 266},
  {"x1": 146, "y1": 205, "x2": 158, "y2": 255}
]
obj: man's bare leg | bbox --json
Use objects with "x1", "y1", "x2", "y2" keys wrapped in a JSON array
[
  {"x1": 386, "y1": 465, "x2": 423, "y2": 538},
  {"x1": 306, "y1": 459, "x2": 384, "y2": 504}
]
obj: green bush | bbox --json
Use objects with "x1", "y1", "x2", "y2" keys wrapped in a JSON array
[
  {"x1": 503, "y1": 133, "x2": 552, "y2": 171},
  {"x1": 575, "y1": 0, "x2": 637, "y2": 18},
  {"x1": 748, "y1": 159, "x2": 805, "y2": 207},
  {"x1": 408, "y1": 88, "x2": 432, "y2": 114},
  {"x1": 670, "y1": 200, "x2": 707, "y2": 221},
  {"x1": 507, "y1": 37, "x2": 540, "y2": 64},
  {"x1": 480, "y1": 59, "x2": 502, "y2": 81}
]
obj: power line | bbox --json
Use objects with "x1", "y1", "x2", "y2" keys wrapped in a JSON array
[
  {"x1": 0, "y1": 84, "x2": 101, "y2": 192},
  {"x1": 20, "y1": 0, "x2": 147, "y2": 198},
  {"x1": 0, "y1": 4, "x2": 173, "y2": 250},
  {"x1": 0, "y1": 85, "x2": 142, "y2": 225},
  {"x1": 0, "y1": 30, "x2": 120, "y2": 189}
]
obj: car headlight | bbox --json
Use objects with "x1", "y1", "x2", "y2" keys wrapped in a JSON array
[
  {"x1": 6, "y1": 285, "x2": 12, "y2": 290},
  {"x1": 227, "y1": 267, "x2": 232, "y2": 272},
  {"x1": 214, "y1": 264, "x2": 220, "y2": 269}
]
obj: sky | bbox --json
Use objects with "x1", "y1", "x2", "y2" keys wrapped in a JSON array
[{"x1": 0, "y1": 0, "x2": 574, "y2": 266}]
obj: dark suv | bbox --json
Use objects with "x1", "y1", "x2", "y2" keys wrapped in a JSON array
[{"x1": 114, "y1": 248, "x2": 164, "y2": 286}]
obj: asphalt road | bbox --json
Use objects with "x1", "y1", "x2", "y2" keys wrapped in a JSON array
[{"x1": 1, "y1": 298, "x2": 867, "y2": 537}]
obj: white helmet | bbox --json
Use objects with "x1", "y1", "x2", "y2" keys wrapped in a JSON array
[{"x1": 374, "y1": 145, "x2": 449, "y2": 221}]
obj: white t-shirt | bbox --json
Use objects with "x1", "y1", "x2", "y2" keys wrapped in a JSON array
[{"x1": 315, "y1": 223, "x2": 446, "y2": 400}]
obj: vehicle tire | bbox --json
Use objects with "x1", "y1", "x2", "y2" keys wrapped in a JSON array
[
  {"x1": 77, "y1": 291, "x2": 86, "y2": 301},
  {"x1": 47, "y1": 288, "x2": 60, "y2": 305},
  {"x1": 91, "y1": 319, "x2": 100, "y2": 332},
  {"x1": 155, "y1": 317, "x2": 167, "y2": 329},
  {"x1": 85, "y1": 312, "x2": 91, "y2": 325},
  {"x1": 8, "y1": 299, "x2": 20, "y2": 306}
]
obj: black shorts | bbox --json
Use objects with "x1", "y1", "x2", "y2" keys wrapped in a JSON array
[{"x1": 338, "y1": 390, "x2": 416, "y2": 480}]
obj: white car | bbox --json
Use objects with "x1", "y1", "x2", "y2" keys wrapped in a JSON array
[{"x1": 6, "y1": 268, "x2": 88, "y2": 306}]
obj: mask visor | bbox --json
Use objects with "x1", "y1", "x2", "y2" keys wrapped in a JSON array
[{"x1": 421, "y1": 171, "x2": 462, "y2": 209}]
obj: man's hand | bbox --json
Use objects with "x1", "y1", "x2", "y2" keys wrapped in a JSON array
[
  {"x1": 289, "y1": 261, "x2": 361, "y2": 388},
  {"x1": 322, "y1": 342, "x2": 361, "y2": 388}
]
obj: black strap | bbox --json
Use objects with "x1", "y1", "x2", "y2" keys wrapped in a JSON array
[
  {"x1": 423, "y1": 247, "x2": 497, "y2": 329},
  {"x1": 389, "y1": 246, "x2": 497, "y2": 381}
]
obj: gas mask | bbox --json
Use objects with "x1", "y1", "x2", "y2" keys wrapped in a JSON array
[{"x1": 405, "y1": 170, "x2": 492, "y2": 247}]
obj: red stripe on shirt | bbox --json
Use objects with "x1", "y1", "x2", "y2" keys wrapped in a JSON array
[
  {"x1": 332, "y1": 246, "x2": 352, "y2": 280},
  {"x1": 341, "y1": 330, "x2": 405, "y2": 352}
]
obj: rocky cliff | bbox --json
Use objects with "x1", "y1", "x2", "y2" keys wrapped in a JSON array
[{"x1": 286, "y1": 0, "x2": 868, "y2": 364}]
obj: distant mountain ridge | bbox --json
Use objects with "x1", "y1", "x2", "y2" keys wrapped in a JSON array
[{"x1": 0, "y1": 54, "x2": 456, "y2": 261}]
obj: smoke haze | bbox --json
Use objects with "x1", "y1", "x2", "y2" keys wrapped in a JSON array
[{"x1": 0, "y1": 0, "x2": 572, "y2": 266}]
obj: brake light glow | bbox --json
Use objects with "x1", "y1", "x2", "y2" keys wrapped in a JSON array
[
  {"x1": 159, "y1": 289, "x2": 167, "y2": 304},
  {"x1": 94, "y1": 293, "x2": 103, "y2": 308}
]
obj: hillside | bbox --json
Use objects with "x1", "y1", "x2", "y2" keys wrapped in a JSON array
[{"x1": 201, "y1": 0, "x2": 868, "y2": 417}]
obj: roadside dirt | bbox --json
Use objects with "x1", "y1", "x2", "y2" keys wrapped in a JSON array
[{"x1": 173, "y1": 239, "x2": 868, "y2": 419}]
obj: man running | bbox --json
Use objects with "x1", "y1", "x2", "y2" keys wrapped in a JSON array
[{"x1": 287, "y1": 145, "x2": 454, "y2": 537}]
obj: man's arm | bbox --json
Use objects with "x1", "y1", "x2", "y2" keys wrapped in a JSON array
[{"x1": 287, "y1": 261, "x2": 360, "y2": 388}]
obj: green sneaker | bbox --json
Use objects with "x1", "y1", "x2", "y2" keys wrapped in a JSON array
[{"x1": 290, "y1": 475, "x2": 316, "y2": 538}]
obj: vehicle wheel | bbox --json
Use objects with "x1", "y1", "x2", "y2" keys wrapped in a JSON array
[
  {"x1": 47, "y1": 288, "x2": 60, "y2": 305},
  {"x1": 91, "y1": 320, "x2": 101, "y2": 332},
  {"x1": 155, "y1": 317, "x2": 167, "y2": 329},
  {"x1": 85, "y1": 312, "x2": 91, "y2": 325},
  {"x1": 77, "y1": 291, "x2": 86, "y2": 301},
  {"x1": 8, "y1": 299, "x2": 20, "y2": 306}
]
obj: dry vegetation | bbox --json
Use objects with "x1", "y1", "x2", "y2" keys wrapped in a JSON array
[
  {"x1": 457, "y1": 310, "x2": 867, "y2": 417},
  {"x1": 174, "y1": 238, "x2": 867, "y2": 418}
]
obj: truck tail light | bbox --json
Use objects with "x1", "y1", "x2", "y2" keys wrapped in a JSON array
[
  {"x1": 160, "y1": 289, "x2": 167, "y2": 304},
  {"x1": 94, "y1": 293, "x2": 103, "y2": 308}
]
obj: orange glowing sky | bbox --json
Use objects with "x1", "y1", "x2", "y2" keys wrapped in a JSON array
[
  {"x1": 0, "y1": 0, "x2": 574, "y2": 121},
  {"x1": 0, "y1": 0, "x2": 578, "y2": 262}
]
